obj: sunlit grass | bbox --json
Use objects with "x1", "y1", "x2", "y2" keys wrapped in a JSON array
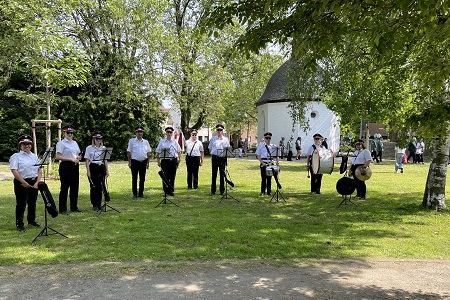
[{"x1": 0, "y1": 158, "x2": 449, "y2": 266}]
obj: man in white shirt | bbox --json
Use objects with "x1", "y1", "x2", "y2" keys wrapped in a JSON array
[
  {"x1": 255, "y1": 132, "x2": 279, "y2": 196},
  {"x1": 208, "y1": 124, "x2": 229, "y2": 196},
  {"x1": 156, "y1": 126, "x2": 182, "y2": 196},
  {"x1": 306, "y1": 133, "x2": 325, "y2": 194},
  {"x1": 127, "y1": 126, "x2": 152, "y2": 199},
  {"x1": 185, "y1": 128, "x2": 204, "y2": 190}
]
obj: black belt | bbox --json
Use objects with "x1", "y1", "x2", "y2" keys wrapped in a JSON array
[
  {"x1": 25, "y1": 177, "x2": 37, "y2": 181},
  {"x1": 186, "y1": 155, "x2": 200, "y2": 157},
  {"x1": 161, "y1": 158, "x2": 177, "y2": 160}
]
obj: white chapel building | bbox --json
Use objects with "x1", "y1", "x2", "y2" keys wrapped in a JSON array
[{"x1": 256, "y1": 60, "x2": 340, "y2": 155}]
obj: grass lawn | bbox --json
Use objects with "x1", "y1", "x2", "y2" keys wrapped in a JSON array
[{"x1": 0, "y1": 157, "x2": 449, "y2": 266}]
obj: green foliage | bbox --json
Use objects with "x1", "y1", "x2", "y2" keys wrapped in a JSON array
[{"x1": 0, "y1": 159, "x2": 449, "y2": 266}]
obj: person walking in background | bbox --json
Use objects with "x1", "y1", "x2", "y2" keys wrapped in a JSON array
[
  {"x1": 208, "y1": 124, "x2": 230, "y2": 196},
  {"x1": 9, "y1": 135, "x2": 42, "y2": 231},
  {"x1": 371, "y1": 138, "x2": 378, "y2": 163},
  {"x1": 243, "y1": 138, "x2": 248, "y2": 157},
  {"x1": 416, "y1": 138, "x2": 425, "y2": 164},
  {"x1": 321, "y1": 137, "x2": 328, "y2": 149},
  {"x1": 127, "y1": 126, "x2": 152, "y2": 199},
  {"x1": 238, "y1": 137, "x2": 244, "y2": 158},
  {"x1": 306, "y1": 133, "x2": 326, "y2": 194},
  {"x1": 286, "y1": 136, "x2": 294, "y2": 161},
  {"x1": 156, "y1": 126, "x2": 182, "y2": 196},
  {"x1": 295, "y1": 137, "x2": 302, "y2": 160},
  {"x1": 185, "y1": 128, "x2": 204, "y2": 190},
  {"x1": 279, "y1": 137, "x2": 285, "y2": 159},
  {"x1": 407, "y1": 137, "x2": 417, "y2": 163},
  {"x1": 56, "y1": 124, "x2": 82, "y2": 215},
  {"x1": 84, "y1": 131, "x2": 109, "y2": 212},
  {"x1": 394, "y1": 144, "x2": 406, "y2": 173},
  {"x1": 376, "y1": 135, "x2": 384, "y2": 162}
]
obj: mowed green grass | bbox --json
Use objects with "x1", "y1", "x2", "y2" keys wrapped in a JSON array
[{"x1": 0, "y1": 157, "x2": 449, "y2": 266}]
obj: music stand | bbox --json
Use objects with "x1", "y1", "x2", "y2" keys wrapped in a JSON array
[
  {"x1": 32, "y1": 147, "x2": 68, "y2": 243},
  {"x1": 219, "y1": 147, "x2": 239, "y2": 204},
  {"x1": 94, "y1": 147, "x2": 120, "y2": 216},
  {"x1": 267, "y1": 147, "x2": 285, "y2": 203},
  {"x1": 156, "y1": 147, "x2": 179, "y2": 208}
]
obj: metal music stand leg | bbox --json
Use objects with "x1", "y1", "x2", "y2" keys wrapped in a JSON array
[
  {"x1": 32, "y1": 207, "x2": 68, "y2": 244},
  {"x1": 97, "y1": 181, "x2": 120, "y2": 216},
  {"x1": 270, "y1": 186, "x2": 286, "y2": 203},
  {"x1": 337, "y1": 195, "x2": 357, "y2": 207},
  {"x1": 156, "y1": 190, "x2": 179, "y2": 207},
  {"x1": 219, "y1": 165, "x2": 239, "y2": 204}
]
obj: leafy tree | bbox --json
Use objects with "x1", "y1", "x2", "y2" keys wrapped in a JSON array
[{"x1": 209, "y1": 0, "x2": 450, "y2": 210}]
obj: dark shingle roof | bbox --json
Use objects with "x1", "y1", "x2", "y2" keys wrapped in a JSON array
[{"x1": 256, "y1": 60, "x2": 292, "y2": 106}]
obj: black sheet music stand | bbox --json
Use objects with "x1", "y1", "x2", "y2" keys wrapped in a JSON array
[
  {"x1": 267, "y1": 146, "x2": 285, "y2": 203},
  {"x1": 94, "y1": 147, "x2": 120, "y2": 216},
  {"x1": 32, "y1": 147, "x2": 68, "y2": 244},
  {"x1": 156, "y1": 147, "x2": 179, "y2": 208},
  {"x1": 219, "y1": 146, "x2": 240, "y2": 204}
]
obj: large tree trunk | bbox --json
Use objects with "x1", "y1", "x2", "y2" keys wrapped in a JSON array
[{"x1": 422, "y1": 134, "x2": 450, "y2": 211}]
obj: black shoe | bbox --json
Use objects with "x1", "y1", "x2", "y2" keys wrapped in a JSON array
[
  {"x1": 187, "y1": 187, "x2": 192, "y2": 189},
  {"x1": 93, "y1": 207, "x2": 100, "y2": 212},
  {"x1": 132, "y1": 195, "x2": 138, "y2": 199},
  {"x1": 267, "y1": 192, "x2": 272, "y2": 196},
  {"x1": 194, "y1": 187, "x2": 199, "y2": 190},
  {"x1": 71, "y1": 209, "x2": 82, "y2": 213},
  {"x1": 210, "y1": 192, "x2": 215, "y2": 196},
  {"x1": 260, "y1": 193, "x2": 264, "y2": 196},
  {"x1": 61, "y1": 211, "x2": 69, "y2": 215},
  {"x1": 316, "y1": 191, "x2": 321, "y2": 194},
  {"x1": 28, "y1": 222, "x2": 40, "y2": 227},
  {"x1": 138, "y1": 195, "x2": 146, "y2": 198},
  {"x1": 16, "y1": 225, "x2": 25, "y2": 231}
]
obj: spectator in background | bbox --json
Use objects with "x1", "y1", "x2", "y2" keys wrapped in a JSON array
[
  {"x1": 238, "y1": 137, "x2": 244, "y2": 158},
  {"x1": 394, "y1": 144, "x2": 406, "y2": 173},
  {"x1": 286, "y1": 136, "x2": 294, "y2": 161},
  {"x1": 321, "y1": 137, "x2": 328, "y2": 149},
  {"x1": 407, "y1": 137, "x2": 417, "y2": 163},
  {"x1": 295, "y1": 137, "x2": 302, "y2": 160},
  {"x1": 279, "y1": 137, "x2": 285, "y2": 159},
  {"x1": 416, "y1": 138, "x2": 425, "y2": 164}
]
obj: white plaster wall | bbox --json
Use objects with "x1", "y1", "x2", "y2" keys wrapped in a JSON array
[{"x1": 257, "y1": 101, "x2": 340, "y2": 155}]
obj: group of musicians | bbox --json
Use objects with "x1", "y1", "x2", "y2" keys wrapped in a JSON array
[{"x1": 9, "y1": 123, "x2": 372, "y2": 231}]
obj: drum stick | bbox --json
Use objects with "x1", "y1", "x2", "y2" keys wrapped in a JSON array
[{"x1": 307, "y1": 167, "x2": 310, "y2": 178}]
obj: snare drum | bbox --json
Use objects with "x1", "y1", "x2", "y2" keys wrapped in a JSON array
[
  {"x1": 266, "y1": 165, "x2": 280, "y2": 176},
  {"x1": 311, "y1": 148, "x2": 334, "y2": 175}
]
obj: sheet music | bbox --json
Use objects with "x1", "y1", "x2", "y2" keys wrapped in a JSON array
[{"x1": 35, "y1": 147, "x2": 54, "y2": 166}]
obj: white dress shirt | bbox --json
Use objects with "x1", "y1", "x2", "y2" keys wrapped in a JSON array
[
  {"x1": 127, "y1": 137, "x2": 152, "y2": 161},
  {"x1": 208, "y1": 135, "x2": 230, "y2": 156},
  {"x1": 9, "y1": 151, "x2": 40, "y2": 179},
  {"x1": 156, "y1": 138, "x2": 182, "y2": 158},
  {"x1": 56, "y1": 138, "x2": 81, "y2": 159},
  {"x1": 185, "y1": 139, "x2": 204, "y2": 157}
]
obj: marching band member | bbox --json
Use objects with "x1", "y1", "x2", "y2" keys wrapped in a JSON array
[
  {"x1": 208, "y1": 124, "x2": 229, "y2": 196},
  {"x1": 9, "y1": 135, "x2": 42, "y2": 231},
  {"x1": 306, "y1": 133, "x2": 325, "y2": 194},
  {"x1": 127, "y1": 126, "x2": 152, "y2": 199},
  {"x1": 255, "y1": 132, "x2": 279, "y2": 196},
  {"x1": 350, "y1": 139, "x2": 372, "y2": 199},
  {"x1": 56, "y1": 124, "x2": 82, "y2": 214},
  {"x1": 84, "y1": 131, "x2": 109, "y2": 212},
  {"x1": 156, "y1": 126, "x2": 182, "y2": 196},
  {"x1": 185, "y1": 128, "x2": 204, "y2": 190}
]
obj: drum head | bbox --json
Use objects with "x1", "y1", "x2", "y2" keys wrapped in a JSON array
[
  {"x1": 311, "y1": 149, "x2": 320, "y2": 174},
  {"x1": 336, "y1": 176, "x2": 356, "y2": 195}
]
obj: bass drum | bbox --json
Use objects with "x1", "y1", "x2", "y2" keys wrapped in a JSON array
[
  {"x1": 311, "y1": 148, "x2": 334, "y2": 175},
  {"x1": 336, "y1": 176, "x2": 356, "y2": 196}
]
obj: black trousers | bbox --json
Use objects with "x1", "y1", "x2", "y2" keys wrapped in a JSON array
[
  {"x1": 211, "y1": 155, "x2": 226, "y2": 194},
  {"x1": 14, "y1": 178, "x2": 38, "y2": 227},
  {"x1": 161, "y1": 158, "x2": 178, "y2": 194},
  {"x1": 131, "y1": 159, "x2": 147, "y2": 197},
  {"x1": 88, "y1": 163, "x2": 106, "y2": 209},
  {"x1": 351, "y1": 164, "x2": 366, "y2": 197},
  {"x1": 287, "y1": 150, "x2": 293, "y2": 161},
  {"x1": 186, "y1": 156, "x2": 200, "y2": 189},
  {"x1": 309, "y1": 167, "x2": 323, "y2": 193},
  {"x1": 259, "y1": 164, "x2": 272, "y2": 194},
  {"x1": 58, "y1": 161, "x2": 80, "y2": 212}
]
